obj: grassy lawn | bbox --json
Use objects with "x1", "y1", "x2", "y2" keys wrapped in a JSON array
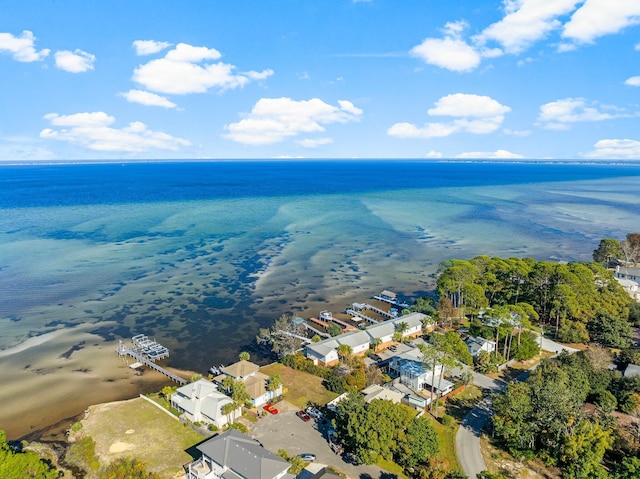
[
  {"x1": 260, "y1": 363, "x2": 339, "y2": 409},
  {"x1": 376, "y1": 457, "x2": 410, "y2": 479},
  {"x1": 424, "y1": 414, "x2": 461, "y2": 472},
  {"x1": 445, "y1": 384, "x2": 483, "y2": 421},
  {"x1": 73, "y1": 398, "x2": 205, "y2": 479}
]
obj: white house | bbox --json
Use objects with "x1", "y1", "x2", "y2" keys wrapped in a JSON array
[
  {"x1": 614, "y1": 266, "x2": 640, "y2": 301},
  {"x1": 465, "y1": 336, "x2": 497, "y2": 357},
  {"x1": 361, "y1": 384, "x2": 404, "y2": 404},
  {"x1": 216, "y1": 360, "x2": 283, "y2": 408},
  {"x1": 186, "y1": 429, "x2": 291, "y2": 479},
  {"x1": 171, "y1": 379, "x2": 241, "y2": 429},
  {"x1": 388, "y1": 348, "x2": 452, "y2": 396},
  {"x1": 305, "y1": 338, "x2": 341, "y2": 366},
  {"x1": 365, "y1": 313, "x2": 427, "y2": 347},
  {"x1": 336, "y1": 330, "x2": 371, "y2": 355}
]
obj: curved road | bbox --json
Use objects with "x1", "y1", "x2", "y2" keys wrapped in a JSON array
[{"x1": 455, "y1": 336, "x2": 578, "y2": 478}]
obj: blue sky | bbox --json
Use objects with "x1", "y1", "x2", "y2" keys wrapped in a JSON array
[{"x1": 1, "y1": 0, "x2": 640, "y2": 161}]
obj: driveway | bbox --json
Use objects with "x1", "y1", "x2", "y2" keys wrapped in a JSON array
[{"x1": 250, "y1": 402, "x2": 394, "y2": 479}]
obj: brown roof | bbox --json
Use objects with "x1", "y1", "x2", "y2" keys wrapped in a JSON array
[
  {"x1": 222, "y1": 360, "x2": 260, "y2": 379},
  {"x1": 245, "y1": 371, "x2": 270, "y2": 400}
]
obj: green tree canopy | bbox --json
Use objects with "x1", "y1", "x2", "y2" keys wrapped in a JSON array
[
  {"x1": 0, "y1": 430, "x2": 59, "y2": 479},
  {"x1": 592, "y1": 238, "x2": 623, "y2": 264}
]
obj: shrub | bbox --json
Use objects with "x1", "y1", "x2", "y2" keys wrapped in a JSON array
[
  {"x1": 71, "y1": 422, "x2": 83, "y2": 432},
  {"x1": 440, "y1": 414, "x2": 455, "y2": 426},
  {"x1": 228, "y1": 422, "x2": 248, "y2": 433}
]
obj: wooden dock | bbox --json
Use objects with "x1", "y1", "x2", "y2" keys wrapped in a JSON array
[
  {"x1": 117, "y1": 336, "x2": 187, "y2": 385},
  {"x1": 345, "y1": 307, "x2": 379, "y2": 324}
]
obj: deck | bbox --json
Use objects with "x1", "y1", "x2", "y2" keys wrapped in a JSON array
[{"x1": 116, "y1": 336, "x2": 187, "y2": 385}]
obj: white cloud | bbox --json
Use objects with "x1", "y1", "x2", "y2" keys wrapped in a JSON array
[
  {"x1": 537, "y1": 97, "x2": 622, "y2": 129},
  {"x1": 0, "y1": 30, "x2": 49, "y2": 62},
  {"x1": 455, "y1": 149, "x2": 524, "y2": 159},
  {"x1": 388, "y1": 93, "x2": 510, "y2": 139},
  {"x1": 625, "y1": 76, "x2": 640, "y2": 86},
  {"x1": 503, "y1": 128, "x2": 532, "y2": 137},
  {"x1": 132, "y1": 42, "x2": 273, "y2": 94},
  {"x1": 119, "y1": 89, "x2": 177, "y2": 108},
  {"x1": 133, "y1": 40, "x2": 172, "y2": 56},
  {"x1": 224, "y1": 97, "x2": 362, "y2": 145},
  {"x1": 424, "y1": 150, "x2": 443, "y2": 158},
  {"x1": 636, "y1": 43, "x2": 640, "y2": 51},
  {"x1": 475, "y1": 0, "x2": 581, "y2": 54},
  {"x1": 40, "y1": 112, "x2": 190, "y2": 152},
  {"x1": 562, "y1": 0, "x2": 640, "y2": 44},
  {"x1": 296, "y1": 137, "x2": 334, "y2": 148},
  {"x1": 410, "y1": 21, "x2": 481, "y2": 72},
  {"x1": 583, "y1": 138, "x2": 640, "y2": 159},
  {"x1": 54, "y1": 49, "x2": 95, "y2": 73}
]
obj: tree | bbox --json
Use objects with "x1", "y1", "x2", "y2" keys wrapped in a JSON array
[
  {"x1": 337, "y1": 344, "x2": 353, "y2": 361},
  {"x1": 327, "y1": 323, "x2": 342, "y2": 337},
  {"x1": 621, "y1": 233, "x2": 640, "y2": 265},
  {"x1": 256, "y1": 314, "x2": 306, "y2": 357},
  {"x1": 592, "y1": 238, "x2": 623, "y2": 264},
  {"x1": 560, "y1": 419, "x2": 613, "y2": 479},
  {"x1": 395, "y1": 321, "x2": 409, "y2": 336},
  {"x1": 411, "y1": 296, "x2": 436, "y2": 316},
  {"x1": 230, "y1": 379, "x2": 251, "y2": 404},
  {"x1": 436, "y1": 297, "x2": 456, "y2": 328},
  {"x1": 238, "y1": 351, "x2": 250, "y2": 361},
  {"x1": 371, "y1": 337, "x2": 382, "y2": 352},
  {"x1": 311, "y1": 334, "x2": 322, "y2": 343},
  {"x1": 101, "y1": 458, "x2": 161, "y2": 479},
  {"x1": 588, "y1": 312, "x2": 633, "y2": 349},
  {"x1": 398, "y1": 416, "x2": 439, "y2": 469},
  {"x1": 0, "y1": 430, "x2": 59, "y2": 479},
  {"x1": 222, "y1": 401, "x2": 239, "y2": 424},
  {"x1": 268, "y1": 373, "x2": 282, "y2": 392}
]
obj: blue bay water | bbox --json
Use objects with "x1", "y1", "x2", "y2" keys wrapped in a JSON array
[
  {"x1": 1, "y1": 159, "x2": 640, "y2": 437},
  {"x1": 1, "y1": 160, "x2": 640, "y2": 371}
]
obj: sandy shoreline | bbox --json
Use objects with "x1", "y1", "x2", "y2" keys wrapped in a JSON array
[{"x1": 0, "y1": 324, "x2": 195, "y2": 441}]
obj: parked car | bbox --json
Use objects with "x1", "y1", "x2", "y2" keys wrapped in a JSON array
[
  {"x1": 263, "y1": 404, "x2": 279, "y2": 414},
  {"x1": 296, "y1": 410, "x2": 311, "y2": 422},
  {"x1": 299, "y1": 454, "x2": 316, "y2": 462},
  {"x1": 306, "y1": 407, "x2": 322, "y2": 419}
]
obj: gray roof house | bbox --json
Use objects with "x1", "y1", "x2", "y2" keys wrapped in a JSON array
[
  {"x1": 186, "y1": 429, "x2": 291, "y2": 479},
  {"x1": 171, "y1": 379, "x2": 241, "y2": 429},
  {"x1": 465, "y1": 336, "x2": 497, "y2": 357}
]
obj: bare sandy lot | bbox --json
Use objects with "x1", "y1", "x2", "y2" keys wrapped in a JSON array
[{"x1": 71, "y1": 397, "x2": 204, "y2": 479}]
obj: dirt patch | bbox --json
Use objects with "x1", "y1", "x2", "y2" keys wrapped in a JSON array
[{"x1": 109, "y1": 441, "x2": 134, "y2": 454}]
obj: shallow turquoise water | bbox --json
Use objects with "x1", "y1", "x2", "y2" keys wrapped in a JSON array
[{"x1": 1, "y1": 161, "x2": 639, "y2": 370}]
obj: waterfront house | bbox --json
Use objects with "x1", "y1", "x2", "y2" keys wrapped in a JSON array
[
  {"x1": 365, "y1": 312, "x2": 427, "y2": 347},
  {"x1": 305, "y1": 338, "x2": 341, "y2": 366},
  {"x1": 185, "y1": 429, "x2": 291, "y2": 479},
  {"x1": 465, "y1": 336, "x2": 497, "y2": 357},
  {"x1": 305, "y1": 331, "x2": 370, "y2": 366},
  {"x1": 171, "y1": 379, "x2": 241, "y2": 429},
  {"x1": 305, "y1": 313, "x2": 429, "y2": 366},
  {"x1": 216, "y1": 360, "x2": 283, "y2": 408}
]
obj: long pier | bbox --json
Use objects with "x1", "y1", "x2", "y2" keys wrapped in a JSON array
[{"x1": 117, "y1": 336, "x2": 187, "y2": 385}]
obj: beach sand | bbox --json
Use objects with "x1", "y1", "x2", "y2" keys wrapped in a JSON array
[{"x1": 0, "y1": 323, "x2": 190, "y2": 440}]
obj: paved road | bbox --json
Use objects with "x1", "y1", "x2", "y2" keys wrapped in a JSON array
[{"x1": 455, "y1": 336, "x2": 579, "y2": 478}]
